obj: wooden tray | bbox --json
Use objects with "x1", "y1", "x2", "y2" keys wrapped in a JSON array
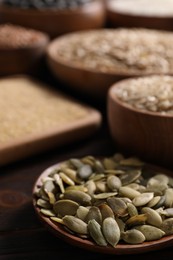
[{"x1": 0, "y1": 75, "x2": 102, "y2": 166}]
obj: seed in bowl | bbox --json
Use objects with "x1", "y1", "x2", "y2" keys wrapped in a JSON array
[
  {"x1": 54, "y1": 28, "x2": 173, "y2": 74},
  {"x1": 0, "y1": 23, "x2": 49, "y2": 49},
  {"x1": 34, "y1": 154, "x2": 173, "y2": 247},
  {"x1": 113, "y1": 75, "x2": 173, "y2": 114}
]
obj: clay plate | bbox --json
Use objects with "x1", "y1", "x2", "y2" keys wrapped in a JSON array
[{"x1": 32, "y1": 160, "x2": 173, "y2": 255}]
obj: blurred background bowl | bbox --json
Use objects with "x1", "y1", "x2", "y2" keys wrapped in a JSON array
[
  {"x1": 0, "y1": 23, "x2": 50, "y2": 76},
  {"x1": 107, "y1": 75, "x2": 173, "y2": 169},
  {"x1": 46, "y1": 35, "x2": 127, "y2": 101},
  {"x1": 106, "y1": 0, "x2": 173, "y2": 31},
  {"x1": 0, "y1": 0, "x2": 106, "y2": 38},
  {"x1": 46, "y1": 28, "x2": 173, "y2": 101}
]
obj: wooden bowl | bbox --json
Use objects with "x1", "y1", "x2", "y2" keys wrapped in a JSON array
[
  {"x1": 107, "y1": 75, "x2": 173, "y2": 169},
  {"x1": 47, "y1": 39, "x2": 127, "y2": 100},
  {"x1": 0, "y1": 24, "x2": 50, "y2": 76},
  {"x1": 106, "y1": 0, "x2": 173, "y2": 31},
  {"x1": 32, "y1": 157, "x2": 173, "y2": 255},
  {"x1": 0, "y1": 1, "x2": 106, "y2": 38},
  {"x1": 47, "y1": 26, "x2": 173, "y2": 100}
]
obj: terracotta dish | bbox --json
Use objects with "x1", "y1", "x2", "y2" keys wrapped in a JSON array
[{"x1": 0, "y1": 1, "x2": 106, "y2": 38}]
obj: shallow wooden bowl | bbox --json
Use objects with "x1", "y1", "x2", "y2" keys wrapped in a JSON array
[
  {"x1": 107, "y1": 77, "x2": 173, "y2": 168},
  {"x1": 46, "y1": 27, "x2": 173, "y2": 101},
  {"x1": 0, "y1": 0, "x2": 106, "y2": 38},
  {"x1": 33, "y1": 158, "x2": 173, "y2": 255},
  {"x1": 106, "y1": 0, "x2": 173, "y2": 30},
  {"x1": 46, "y1": 32, "x2": 136, "y2": 100}
]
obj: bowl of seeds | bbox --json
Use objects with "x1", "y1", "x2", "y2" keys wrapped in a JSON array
[
  {"x1": 47, "y1": 28, "x2": 173, "y2": 100},
  {"x1": 106, "y1": 0, "x2": 173, "y2": 31},
  {"x1": 0, "y1": 23, "x2": 50, "y2": 75},
  {"x1": 108, "y1": 74, "x2": 173, "y2": 168},
  {"x1": 33, "y1": 153, "x2": 173, "y2": 255},
  {"x1": 0, "y1": 0, "x2": 106, "y2": 39}
]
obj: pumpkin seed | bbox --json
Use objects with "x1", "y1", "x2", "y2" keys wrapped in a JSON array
[
  {"x1": 53, "y1": 199, "x2": 79, "y2": 217},
  {"x1": 107, "y1": 197, "x2": 128, "y2": 217},
  {"x1": 102, "y1": 217, "x2": 120, "y2": 247},
  {"x1": 62, "y1": 190, "x2": 92, "y2": 206},
  {"x1": 88, "y1": 219, "x2": 107, "y2": 246},
  {"x1": 98, "y1": 203, "x2": 115, "y2": 220},
  {"x1": 59, "y1": 172, "x2": 75, "y2": 186},
  {"x1": 40, "y1": 208, "x2": 56, "y2": 217},
  {"x1": 132, "y1": 192, "x2": 154, "y2": 207},
  {"x1": 62, "y1": 215, "x2": 88, "y2": 235},
  {"x1": 77, "y1": 164, "x2": 93, "y2": 180},
  {"x1": 107, "y1": 175, "x2": 122, "y2": 191},
  {"x1": 85, "y1": 206, "x2": 102, "y2": 225},
  {"x1": 134, "y1": 225, "x2": 165, "y2": 241},
  {"x1": 121, "y1": 229, "x2": 145, "y2": 244},
  {"x1": 76, "y1": 206, "x2": 89, "y2": 221},
  {"x1": 36, "y1": 198, "x2": 51, "y2": 209},
  {"x1": 126, "y1": 214, "x2": 147, "y2": 228},
  {"x1": 119, "y1": 186, "x2": 141, "y2": 199},
  {"x1": 161, "y1": 218, "x2": 173, "y2": 235},
  {"x1": 141, "y1": 207, "x2": 162, "y2": 227}
]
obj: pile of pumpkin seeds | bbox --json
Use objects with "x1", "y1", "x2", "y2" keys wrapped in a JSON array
[{"x1": 34, "y1": 153, "x2": 173, "y2": 247}]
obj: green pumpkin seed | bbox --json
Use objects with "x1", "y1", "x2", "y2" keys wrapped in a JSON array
[
  {"x1": 132, "y1": 192, "x2": 154, "y2": 207},
  {"x1": 102, "y1": 217, "x2": 120, "y2": 247},
  {"x1": 127, "y1": 202, "x2": 138, "y2": 217},
  {"x1": 107, "y1": 175, "x2": 122, "y2": 191},
  {"x1": 62, "y1": 215, "x2": 88, "y2": 235},
  {"x1": 141, "y1": 207, "x2": 162, "y2": 227},
  {"x1": 126, "y1": 214, "x2": 147, "y2": 228},
  {"x1": 98, "y1": 203, "x2": 115, "y2": 220},
  {"x1": 107, "y1": 197, "x2": 127, "y2": 217},
  {"x1": 161, "y1": 218, "x2": 173, "y2": 235},
  {"x1": 85, "y1": 206, "x2": 102, "y2": 225},
  {"x1": 88, "y1": 219, "x2": 107, "y2": 246},
  {"x1": 62, "y1": 190, "x2": 92, "y2": 206},
  {"x1": 40, "y1": 208, "x2": 56, "y2": 217},
  {"x1": 59, "y1": 172, "x2": 75, "y2": 186},
  {"x1": 135, "y1": 225, "x2": 165, "y2": 241},
  {"x1": 119, "y1": 186, "x2": 141, "y2": 199},
  {"x1": 76, "y1": 206, "x2": 89, "y2": 221},
  {"x1": 121, "y1": 229, "x2": 145, "y2": 244},
  {"x1": 53, "y1": 199, "x2": 79, "y2": 217},
  {"x1": 77, "y1": 164, "x2": 93, "y2": 180},
  {"x1": 36, "y1": 198, "x2": 51, "y2": 209}
]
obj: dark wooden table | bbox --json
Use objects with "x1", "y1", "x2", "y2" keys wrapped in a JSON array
[{"x1": 1, "y1": 64, "x2": 173, "y2": 260}]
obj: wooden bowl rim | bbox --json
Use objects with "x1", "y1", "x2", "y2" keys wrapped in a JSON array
[{"x1": 47, "y1": 31, "x2": 165, "y2": 78}]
